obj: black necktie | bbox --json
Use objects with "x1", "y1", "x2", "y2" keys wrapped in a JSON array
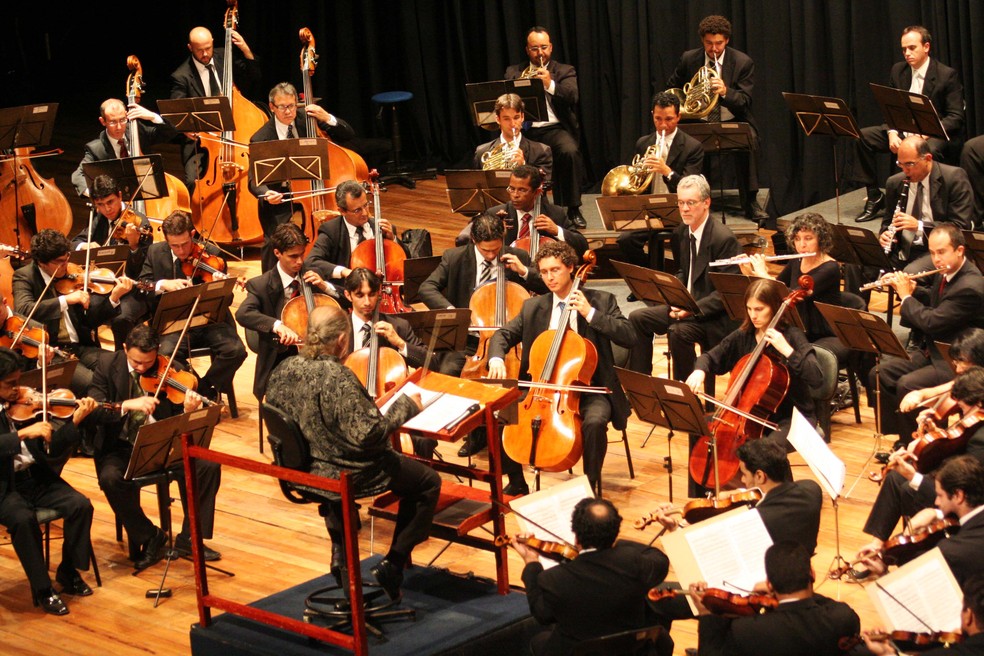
[
  {"x1": 911, "y1": 182, "x2": 924, "y2": 221},
  {"x1": 172, "y1": 257, "x2": 182, "y2": 279},
  {"x1": 286, "y1": 124, "x2": 295, "y2": 139},
  {"x1": 687, "y1": 234, "x2": 698, "y2": 291},
  {"x1": 207, "y1": 63, "x2": 221, "y2": 96}
]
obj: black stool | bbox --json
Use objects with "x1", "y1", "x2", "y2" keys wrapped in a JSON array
[{"x1": 372, "y1": 91, "x2": 418, "y2": 190}]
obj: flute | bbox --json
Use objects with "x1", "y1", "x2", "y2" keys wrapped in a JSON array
[
  {"x1": 709, "y1": 252, "x2": 816, "y2": 267},
  {"x1": 858, "y1": 266, "x2": 948, "y2": 292}
]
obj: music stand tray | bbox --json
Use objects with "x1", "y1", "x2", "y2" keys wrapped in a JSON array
[
  {"x1": 708, "y1": 273, "x2": 805, "y2": 331},
  {"x1": 0, "y1": 103, "x2": 59, "y2": 151},
  {"x1": 616, "y1": 368, "x2": 708, "y2": 435},
  {"x1": 400, "y1": 309, "x2": 473, "y2": 352},
  {"x1": 781, "y1": 92, "x2": 860, "y2": 139},
  {"x1": 445, "y1": 169, "x2": 512, "y2": 216},
  {"x1": 831, "y1": 224, "x2": 894, "y2": 271},
  {"x1": 595, "y1": 194, "x2": 680, "y2": 232},
  {"x1": 69, "y1": 244, "x2": 131, "y2": 275},
  {"x1": 869, "y1": 83, "x2": 949, "y2": 141},
  {"x1": 249, "y1": 138, "x2": 331, "y2": 186},
  {"x1": 19, "y1": 359, "x2": 77, "y2": 391},
  {"x1": 157, "y1": 96, "x2": 235, "y2": 134},
  {"x1": 403, "y1": 256, "x2": 442, "y2": 305},
  {"x1": 678, "y1": 122, "x2": 754, "y2": 152},
  {"x1": 814, "y1": 303, "x2": 909, "y2": 360},
  {"x1": 465, "y1": 79, "x2": 546, "y2": 129},
  {"x1": 611, "y1": 260, "x2": 702, "y2": 316},
  {"x1": 81, "y1": 155, "x2": 168, "y2": 204},
  {"x1": 150, "y1": 279, "x2": 238, "y2": 336}
]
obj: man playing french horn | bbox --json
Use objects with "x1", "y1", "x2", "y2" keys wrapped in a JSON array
[{"x1": 472, "y1": 93, "x2": 553, "y2": 185}]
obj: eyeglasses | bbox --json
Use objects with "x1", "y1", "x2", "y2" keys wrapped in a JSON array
[
  {"x1": 346, "y1": 203, "x2": 372, "y2": 214},
  {"x1": 273, "y1": 103, "x2": 297, "y2": 112},
  {"x1": 105, "y1": 118, "x2": 128, "y2": 127},
  {"x1": 677, "y1": 199, "x2": 702, "y2": 208},
  {"x1": 896, "y1": 159, "x2": 923, "y2": 169}
]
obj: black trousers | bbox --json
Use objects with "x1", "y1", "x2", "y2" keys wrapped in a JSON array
[
  {"x1": 525, "y1": 124, "x2": 584, "y2": 209},
  {"x1": 863, "y1": 470, "x2": 936, "y2": 541},
  {"x1": 0, "y1": 473, "x2": 93, "y2": 594},
  {"x1": 870, "y1": 349, "x2": 952, "y2": 441},
  {"x1": 627, "y1": 306, "x2": 731, "y2": 390},
  {"x1": 160, "y1": 320, "x2": 247, "y2": 395}
]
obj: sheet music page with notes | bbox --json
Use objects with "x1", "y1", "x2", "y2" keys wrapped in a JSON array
[
  {"x1": 866, "y1": 548, "x2": 962, "y2": 633},
  {"x1": 787, "y1": 408, "x2": 846, "y2": 499},
  {"x1": 378, "y1": 382, "x2": 480, "y2": 433},
  {"x1": 509, "y1": 476, "x2": 594, "y2": 569}
]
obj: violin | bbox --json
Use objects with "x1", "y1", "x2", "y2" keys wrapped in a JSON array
[
  {"x1": 349, "y1": 171, "x2": 409, "y2": 314},
  {"x1": 635, "y1": 489, "x2": 763, "y2": 530},
  {"x1": 882, "y1": 517, "x2": 960, "y2": 565},
  {"x1": 0, "y1": 314, "x2": 72, "y2": 361},
  {"x1": 838, "y1": 630, "x2": 964, "y2": 652},
  {"x1": 494, "y1": 534, "x2": 579, "y2": 562},
  {"x1": 646, "y1": 587, "x2": 778, "y2": 616},
  {"x1": 54, "y1": 262, "x2": 153, "y2": 296},
  {"x1": 6, "y1": 386, "x2": 119, "y2": 423},
  {"x1": 690, "y1": 276, "x2": 814, "y2": 491},
  {"x1": 108, "y1": 206, "x2": 155, "y2": 244},
  {"x1": 502, "y1": 251, "x2": 598, "y2": 472},
  {"x1": 139, "y1": 355, "x2": 210, "y2": 406},
  {"x1": 279, "y1": 278, "x2": 340, "y2": 344},
  {"x1": 910, "y1": 406, "x2": 984, "y2": 475},
  {"x1": 182, "y1": 242, "x2": 228, "y2": 283}
]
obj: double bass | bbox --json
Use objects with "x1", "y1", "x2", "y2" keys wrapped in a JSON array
[
  {"x1": 350, "y1": 171, "x2": 408, "y2": 313},
  {"x1": 0, "y1": 147, "x2": 73, "y2": 250},
  {"x1": 191, "y1": 0, "x2": 266, "y2": 244}
]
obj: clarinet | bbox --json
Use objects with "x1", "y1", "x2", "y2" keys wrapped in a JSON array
[{"x1": 883, "y1": 183, "x2": 911, "y2": 256}]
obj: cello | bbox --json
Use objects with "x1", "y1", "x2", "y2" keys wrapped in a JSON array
[
  {"x1": 291, "y1": 27, "x2": 369, "y2": 251},
  {"x1": 0, "y1": 147, "x2": 73, "y2": 249},
  {"x1": 343, "y1": 301, "x2": 409, "y2": 402},
  {"x1": 191, "y1": 0, "x2": 266, "y2": 245},
  {"x1": 510, "y1": 180, "x2": 555, "y2": 260},
  {"x1": 350, "y1": 171, "x2": 408, "y2": 313},
  {"x1": 502, "y1": 252, "x2": 599, "y2": 472},
  {"x1": 279, "y1": 277, "x2": 340, "y2": 345},
  {"x1": 689, "y1": 277, "x2": 813, "y2": 491}
]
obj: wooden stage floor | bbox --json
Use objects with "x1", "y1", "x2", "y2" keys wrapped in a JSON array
[{"x1": 0, "y1": 176, "x2": 893, "y2": 655}]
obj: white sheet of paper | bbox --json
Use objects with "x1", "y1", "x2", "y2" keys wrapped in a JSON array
[
  {"x1": 787, "y1": 407, "x2": 846, "y2": 500},
  {"x1": 378, "y1": 382, "x2": 479, "y2": 433},
  {"x1": 684, "y1": 507, "x2": 773, "y2": 592},
  {"x1": 866, "y1": 547, "x2": 963, "y2": 633},
  {"x1": 508, "y1": 476, "x2": 594, "y2": 569}
]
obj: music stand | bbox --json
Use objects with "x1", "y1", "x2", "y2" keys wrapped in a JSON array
[
  {"x1": 19, "y1": 359, "x2": 77, "y2": 390},
  {"x1": 81, "y1": 155, "x2": 168, "y2": 205},
  {"x1": 961, "y1": 231, "x2": 984, "y2": 273},
  {"x1": 596, "y1": 194, "x2": 680, "y2": 271},
  {"x1": 465, "y1": 79, "x2": 547, "y2": 130},
  {"x1": 402, "y1": 256, "x2": 442, "y2": 304},
  {"x1": 445, "y1": 169, "x2": 512, "y2": 216},
  {"x1": 249, "y1": 138, "x2": 331, "y2": 187},
  {"x1": 156, "y1": 96, "x2": 235, "y2": 134},
  {"x1": 400, "y1": 309, "x2": 472, "y2": 352},
  {"x1": 815, "y1": 302, "x2": 910, "y2": 498},
  {"x1": 0, "y1": 103, "x2": 59, "y2": 251},
  {"x1": 869, "y1": 83, "x2": 950, "y2": 142},
  {"x1": 708, "y1": 273, "x2": 805, "y2": 331},
  {"x1": 782, "y1": 92, "x2": 861, "y2": 224},
  {"x1": 677, "y1": 122, "x2": 754, "y2": 223},
  {"x1": 150, "y1": 279, "x2": 238, "y2": 336},
  {"x1": 610, "y1": 261, "x2": 701, "y2": 316},
  {"x1": 832, "y1": 223, "x2": 901, "y2": 326},
  {"x1": 69, "y1": 244, "x2": 131, "y2": 276}
]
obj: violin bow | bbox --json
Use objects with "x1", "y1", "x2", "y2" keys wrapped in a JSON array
[
  {"x1": 489, "y1": 497, "x2": 578, "y2": 551},
  {"x1": 152, "y1": 295, "x2": 201, "y2": 401},
  {"x1": 11, "y1": 268, "x2": 61, "y2": 350},
  {"x1": 39, "y1": 329, "x2": 49, "y2": 454}
]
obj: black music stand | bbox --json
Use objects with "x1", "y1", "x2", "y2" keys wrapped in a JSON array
[
  {"x1": 465, "y1": 79, "x2": 547, "y2": 130},
  {"x1": 961, "y1": 231, "x2": 984, "y2": 273},
  {"x1": 249, "y1": 138, "x2": 331, "y2": 187},
  {"x1": 19, "y1": 359, "x2": 77, "y2": 391},
  {"x1": 68, "y1": 244, "x2": 131, "y2": 276},
  {"x1": 782, "y1": 92, "x2": 861, "y2": 224},
  {"x1": 596, "y1": 194, "x2": 680, "y2": 271},
  {"x1": 677, "y1": 122, "x2": 754, "y2": 223},
  {"x1": 402, "y1": 256, "x2": 442, "y2": 304},
  {"x1": 708, "y1": 273, "x2": 805, "y2": 331},
  {"x1": 400, "y1": 309, "x2": 472, "y2": 352},
  {"x1": 81, "y1": 156, "x2": 168, "y2": 205},
  {"x1": 610, "y1": 261, "x2": 701, "y2": 315},
  {"x1": 815, "y1": 302, "x2": 910, "y2": 498},
  {"x1": 0, "y1": 103, "x2": 59, "y2": 251},
  {"x1": 869, "y1": 83, "x2": 950, "y2": 141},
  {"x1": 934, "y1": 341, "x2": 955, "y2": 373},
  {"x1": 150, "y1": 279, "x2": 238, "y2": 336},
  {"x1": 445, "y1": 169, "x2": 512, "y2": 216},
  {"x1": 832, "y1": 223, "x2": 900, "y2": 326}
]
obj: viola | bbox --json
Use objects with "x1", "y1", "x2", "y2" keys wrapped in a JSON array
[
  {"x1": 139, "y1": 355, "x2": 209, "y2": 406},
  {"x1": 646, "y1": 587, "x2": 778, "y2": 616},
  {"x1": 279, "y1": 278, "x2": 341, "y2": 344},
  {"x1": 494, "y1": 534, "x2": 579, "y2": 561},
  {"x1": 0, "y1": 314, "x2": 72, "y2": 360},
  {"x1": 509, "y1": 184, "x2": 555, "y2": 260},
  {"x1": 882, "y1": 517, "x2": 960, "y2": 565},
  {"x1": 54, "y1": 263, "x2": 153, "y2": 296},
  {"x1": 0, "y1": 147, "x2": 73, "y2": 252},
  {"x1": 635, "y1": 489, "x2": 763, "y2": 530},
  {"x1": 690, "y1": 276, "x2": 814, "y2": 490},
  {"x1": 350, "y1": 171, "x2": 409, "y2": 314},
  {"x1": 7, "y1": 386, "x2": 119, "y2": 423},
  {"x1": 502, "y1": 251, "x2": 598, "y2": 472}
]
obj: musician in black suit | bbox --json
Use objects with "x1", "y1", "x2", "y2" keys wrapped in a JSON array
[
  {"x1": 878, "y1": 137, "x2": 974, "y2": 273},
  {"x1": 513, "y1": 498, "x2": 671, "y2": 656},
  {"x1": 617, "y1": 92, "x2": 706, "y2": 269},
  {"x1": 627, "y1": 174, "x2": 741, "y2": 386},
  {"x1": 303, "y1": 180, "x2": 405, "y2": 287},
  {"x1": 488, "y1": 241, "x2": 636, "y2": 496},
  {"x1": 88, "y1": 324, "x2": 222, "y2": 570},
  {"x1": 505, "y1": 27, "x2": 587, "y2": 228},
  {"x1": 12, "y1": 230, "x2": 131, "y2": 396},
  {"x1": 960, "y1": 136, "x2": 984, "y2": 228},
  {"x1": 70, "y1": 98, "x2": 178, "y2": 197},
  {"x1": 695, "y1": 542, "x2": 860, "y2": 656},
  {"x1": 667, "y1": 15, "x2": 768, "y2": 223},
  {"x1": 138, "y1": 211, "x2": 246, "y2": 401},
  {"x1": 854, "y1": 26, "x2": 966, "y2": 222},
  {"x1": 248, "y1": 82, "x2": 357, "y2": 272},
  {"x1": 471, "y1": 93, "x2": 552, "y2": 182},
  {"x1": 169, "y1": 25, "x2": 262, "y2": 192},
  {"x1": 234, "y1": 224, "x2": 337, "y2": 401},
  {"x1": 0, "y1": 348, "x2": 97, "y2": 615},
  {"x1": 871, "y1": 224, "x2": 984, "y2": 451}
]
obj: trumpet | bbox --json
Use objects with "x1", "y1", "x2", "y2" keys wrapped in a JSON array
[
  {"x1": 481, "y1": 127, "x2": 521, "y2": 170},
  {"x1": 858, "y1": 266, "x2": 948, "y2": 292},
  {"x1": 601, "y1": 131, "x2": 667, "y2": 196},
  {"x1": 520, "y1": 54, "x2": 547, "y2": 79},
  {"x1": 709, "y1": 252, "x2": 816, "y2": 267}
]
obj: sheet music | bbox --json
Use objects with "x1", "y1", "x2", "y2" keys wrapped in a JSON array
[
  {"x1": 787, "y1": 408, "x2": 846, "y2": 500},
  {"x1": 509, "y1": 476, "x2": 594, "y2": 569},
  {"x1": 867, "y1": 548, "x2": 962, "y2": 633},
  {"x1": 684, "y1": 508, "x2": 773, "y2": 592},
  {"x1": 379, "y1": 382, "x2": 480, "y2": 433}
]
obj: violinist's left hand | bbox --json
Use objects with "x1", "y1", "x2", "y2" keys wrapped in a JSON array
[
  {"x1": 124, "y1": 223, "x2": 141, "y2": 250},
  {"x1": 688, "y1": 581, "x2": 710, "y2": 614},
  {"x1": 862, "y1": 629, "x2": 899, "y2": 655},
  {"x1": 379, "y1": 218, "x2": 396, "y2": 239},
  {"x1": 184, "y1": 390, "x2": 204, "y2": 413},
  {"x1": 908, "y1": 507, "x2": 940, "y2": 532},
  {"x1": 374, "y1": 321, "x2": 405, "y2": 351},
  {"x1": 566, "y1": 290, "x2": 591, "y2": 319},
  {"x1": 500, "y1": 253, "x2": 528, "y2": 277},
  {"x1": 533, "y1": 214, "x2": 560, "y2": 237},
  {"x1": 763, "y1": 328, "x2": 793, "y2": 357},
  {"x1": 110, "y1": 276, "x2": 134, "y2": 303},
  {"x1": 72, "y1": 397, "x2": 98, "y2": 425},
  {"x1": 511, "y1": 534, "x2": 541, "y2": 564}
]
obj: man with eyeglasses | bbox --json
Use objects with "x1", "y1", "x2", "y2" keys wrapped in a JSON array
[
  {"x1": 70, "y1": 98, "x2": 177, "y2": 197},
  {"x1": 877, "y1": 135, "x2": 973, "y2": 274},
  {"x1": 627, "y1": 175, "x2": 742, "y2": 388},
  {"x1": 248, "y1": 82, "x2": 356, "y2": 272}
]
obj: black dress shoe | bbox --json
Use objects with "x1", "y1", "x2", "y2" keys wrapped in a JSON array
[
  {"x1": 568, "y1": 207, "x2": 587, "y2": 229},
  {"x1": 172, "y1": 534, "x2": 222, "y2": 562},
  {"x1": 457, "y1": 434, "x2": 487, "y2": 457},
  {"x1": 855, "y1": 192, "x2": 885, "y2": 222},
  {"x1": 627, "y1": 293, "x2": 639, "y2": 303},
  {"x1": 502, "y1": 480, "x2": 530, "y2": 496},
  {"x1": 33, "y1": 588, "x2": 69, "y2": 616},
  {"x1": 134, "y1": 528, "x2": 167, "y2": 571},
  {"x1": 370, "y1": 557, "x2": 404, "y2": 601},
  {"x1": 744, "y1": 200, "x2": 770, "y2": 224},
  {"x1": 55, "y1": 569, "x2": 93, "y2": 597}
]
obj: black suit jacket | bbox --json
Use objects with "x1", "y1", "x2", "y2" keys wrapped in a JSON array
[
  {"x1": 234, "y1": 267, "x2": 294, "y2": 399},
  {"x1": 667, "y1": 46, "x2": 756, "y2": 129},
  {"x1": 0, "y1": 420, "x2": 79, "y2": 499},
  {"x1": 922, "y1": 632, "x2": 984, "y2": 656},
  {"x1": 634, "y1": 130, "x2": 705, "y2": 193},
  {"x1": 674, "y1": 217, "x2": 743, "y2": 320},
  {"x1": 488, "y1": 287, "x2": 636, "y2": 426},
  {"x1": 169, "y1": 48, "x2": 261, "y2": 100},
  {"x1": 70, "y1": 207, "x2": 152, "y2": 279},
  {"x1": 504, "y1": 60, "x2": 580, "y2": 138},
  {"x1": 889, "y1": 58, "x2": 965, "y2": 137},
  {"x1": 472, "y1": 136, "x2": 553, "y2": 182},
  {"x1": 418, "y1": 244, "x2": 542, "y2": 309},
  {"x1": 345, "y1": 314, "x2": 428, "y2": 368},
  {"x1": 901, "y1": 257, "x2": 984, "y2": 354},
  {"x1": 71, "y1": 122, "x2": 178, "y2": 196},
  {"x1": 303, "y1": 216, "x2": 406, "y2": 282},
  {"x1": 756, "y1": 480, "x2": 824, "y2": 555},
  {"x1": 521, "y1": 541, "x2": 669, "y2": 656},
  {"x1": 12, "y1": 263, "x2": 119, "y2": 349},
  {"x1": 485, "y1": 200, "x2": 589, "y2": 257},
  {"x1": 939, "y1": 509, "x2": 984, "y2": 586}
]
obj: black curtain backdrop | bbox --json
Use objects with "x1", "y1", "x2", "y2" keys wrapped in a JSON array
[{"x1": 3, "y1": 0, "x2": 982, "y2": 217}]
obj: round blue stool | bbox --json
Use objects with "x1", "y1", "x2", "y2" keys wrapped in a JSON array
[{"x1": 372, "y1": 91, "x2": 416, "y2": 189}]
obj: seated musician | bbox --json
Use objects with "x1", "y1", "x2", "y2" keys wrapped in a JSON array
[
  {"x1": 72, "y1": 174, "x2": 153, "y2": 350},
  {"x1": 869, "y1": 223, "x2": 984, "y2": 455},
  {"x1": 512, "y1": 497, "x2": 671, "y2": 656},
  {"x1": 248, "y1": 82, "x2": 357, "y2": 272},
  {"x1": 616, "y1": 91, "x2": 705, "y2": 270},
  {"x1": 12, "y1": 229, "x2": 133, "y2": 396},
  {"x1": 88, "y1": 323, "x2": 221, "y2": 570},
  {"x1": 454, "y1": 164, "x2": 588, "y2": 256},
  {"x1": 0, "y1": 347, "x2": 97, "y2": 615},
  {"x1": 856, "y1": 366, "x2": 984, "y2": 576},
  {"x1": 899, "y1": 327, "x2": 984, "y2": 415},
  {"x1": 472, "y1": 93, "x2": 552, "y2": 183},
  {"x1": 139, "y1": 210, "x2": 246, "y2": 402},
  {"x1": 69, "y1": 98, "x2": 177, "y2": 198},
  {"x1": 693, "y1": 542, "x2": 860, "y2": 656},
  {"x1": 234, "y1": 223, "x2": 335, "y2": 403},
  {"x1": 265, "y1": 305, "x2": 440, "y2": 601},
  {"x1": 685, "y1": 277, "x2": 824, "y2": 445},
  {"x1": 858, "y1": 455, "x2": 984, "y2": 586},
  {"x1": 303, "y1": 179, "x2": 406, "y2": 288},
  {"x1": 627, "y1": 174, "x2": 742, "y2": 385},
  {"x1": 487, "y1": 241, "x2": 636, "y2": 496}
]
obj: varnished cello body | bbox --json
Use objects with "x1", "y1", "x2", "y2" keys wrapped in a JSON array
[
  {"x1": 462, "y1": 254, "x2": 528, "y2": 379},
  {"x1": 0, "y1": 148, "x2": 73, "y2": 249},
  {"x1": 350, "y1": 171, "x2": 408, "y2": 314}
]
